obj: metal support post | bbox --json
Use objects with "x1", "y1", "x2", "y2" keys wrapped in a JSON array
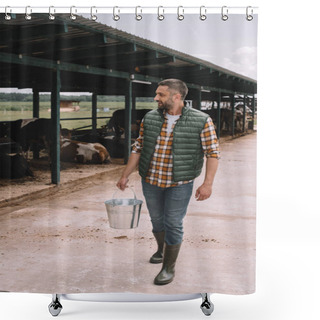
[
  {"x1": 92, "y1": 93, "x2": 97, "y2": 135},
  {"x1": 194, "y1": 89, "x2": 202, "y2": 110},
  {"x1": 32, "y1": 89, "x2": 40, "y2": 159},
  {"x1": 124, "y1": 79, "x2": 132, "y2": 164},
  {"x1": 231, "y1": 94, "x2": 235, "y2": 137},
  {"x1": 216, "y1": 90, "x2": 221, "y2": 139},
  {"x1": 32, "y1": 89, "x2": 40, "y2": 118},
  {"x1": 243, "y1": 94, "x2": 246, "y2": 133},
  {"x1": 50, "y1": 66, "x2": 61, "y2": 184},
  {"x1": 252, "y1": 93, "x2": 256, "y2": 130}
]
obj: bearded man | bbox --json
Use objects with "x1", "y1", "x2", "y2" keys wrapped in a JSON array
[{"x1": 117, "y1": 78, "x2": 220, "y2": 285}]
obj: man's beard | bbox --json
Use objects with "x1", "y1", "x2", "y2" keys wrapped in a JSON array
[{"x1": 158, "y1": 98, "x2": 174, "y2": 111}]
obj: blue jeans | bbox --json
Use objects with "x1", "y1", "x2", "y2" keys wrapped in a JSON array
[{"x1": 141, "y1": 180, "x2": 194, "y2": 245}]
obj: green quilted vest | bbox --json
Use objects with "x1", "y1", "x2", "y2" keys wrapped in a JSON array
[{"x1": 139, "y1": 106, "x2": 209, "y2": 182}]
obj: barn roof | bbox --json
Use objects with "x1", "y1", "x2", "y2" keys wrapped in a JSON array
[{"x1": 0, "y1": 13, "x2": 257, "y2": 95}]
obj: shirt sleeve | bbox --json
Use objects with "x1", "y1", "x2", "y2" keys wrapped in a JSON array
[
  {"x1": 200, "y1": 117, "x2": 221, "y2": 159},
  {"x1": 131, "y1": 118, "x2": 144, "y2": 154}
]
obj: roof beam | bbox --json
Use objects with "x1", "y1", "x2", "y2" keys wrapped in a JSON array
[
  {"x1": 0, "y1": 23, "x2": 68, "y2": 46},
  {"x1": 0, "y1": 51, "x2": 129, "y2": 79},
  {"x1": 120, "y1": 56, "x2": 176, "y2": 72},
  {"x1": 55, "y1": 43, "x2": 137, "y2": 63},
  {"x1": 138, "y1": 55, "x2": 176, "y2": 67},
  {"x1": 142, "y1": 65, "x2": 217, "y2": 80},
  {"x1": 4, "y1": 33, "x2": 110, "y2": 58},
  {"x1": 91, "y1": 50, "x2": 158, "y2": 67},
  {"x1": 0, "y1": 51, "x2": 255, "y2": 95}
]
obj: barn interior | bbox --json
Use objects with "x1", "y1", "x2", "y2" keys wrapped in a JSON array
[{"x1": 0, "y1": 13, "x2": 257, "y2": 185}]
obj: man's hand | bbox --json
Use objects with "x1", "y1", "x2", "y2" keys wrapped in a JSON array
[
  {"x1": 195, "y1": 183, "x2": 212, "y2": 201},
  {"x1": 116, "y1": 153, "x2": 141, "y2": 191},
  {"x1": 195, "y1": 157, "x2": 218, "y2": 201},
  {"x1": 116, "y1": 177, "x2": 129, "y2": 191}
]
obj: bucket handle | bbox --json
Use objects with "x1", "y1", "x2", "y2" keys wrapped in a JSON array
[{"x1": 112, "y1": 187, "x2": 137, "y2": 200}]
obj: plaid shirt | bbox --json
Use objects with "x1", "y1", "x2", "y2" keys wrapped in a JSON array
[{"x1": 132, "y1": 112, "x2": 220, "y2": 188}]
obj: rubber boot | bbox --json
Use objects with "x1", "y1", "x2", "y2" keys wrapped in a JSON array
[
  {"x1": 154, "y1": 243, "x2": 181, "y2": 285},
  {"x1": 149, "y1": 231, "x2": 165, "y2": 264}
]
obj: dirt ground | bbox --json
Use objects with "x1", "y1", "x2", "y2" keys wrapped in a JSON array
[
  {"x1": 0, "y1": 157, "x2": 125, "y2": 208},
  {"x1": 0, "y1": 133, "x2": 256, "y2": 295}
]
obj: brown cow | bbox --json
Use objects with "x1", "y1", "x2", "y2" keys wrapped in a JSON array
[{"x1": 60, "y1": 138, "x2": 111, "y2": 164}]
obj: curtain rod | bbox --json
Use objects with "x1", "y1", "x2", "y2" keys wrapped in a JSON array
[
  {"x1": 0, "y1": 6, "x2": 258, "y2": 15},
  {"x1": 0, "y1": 6, "x2": 258, "y2": 21}
]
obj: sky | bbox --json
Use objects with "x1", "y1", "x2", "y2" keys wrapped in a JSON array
[{"x1": 102, "y1": 13, "x2": 257, "y2": 80}]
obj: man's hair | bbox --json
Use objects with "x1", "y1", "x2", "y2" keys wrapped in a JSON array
[{"x1": 158, "y1": 79, "x2": 189, "y2": 101}]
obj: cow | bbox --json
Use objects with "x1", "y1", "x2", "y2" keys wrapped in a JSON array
[
  {"x1": 107, "y1": 109, "x2": 152, "y2": 138},
  {"x1": 219, "y1": 108, "x2": 248, "y2": 133},
  {"x1": 0, "y1": 153, "x2": 33, "y2": 179},
  {"x1": 60, "y1": 138, "x2": 111, "y2": 164},
  {"x1": 99, "y1": 135, "x2": 125, "y2": 158},
  {"x1": 0, "y1": 118, "x2": 56, "y2": 158},
  {"x1": 60, "y1": 128, "x2": 72, "y2": 140}
]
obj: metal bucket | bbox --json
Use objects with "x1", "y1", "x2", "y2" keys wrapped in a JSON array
[{"x1": 104, "y1": 188, "x2": 143, "y2": 229}]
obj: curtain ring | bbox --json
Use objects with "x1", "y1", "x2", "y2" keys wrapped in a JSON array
[
  {"x1": 221, "y1": 6, "x2": 228, "y2": 21},
  {"x1": 200, "y1": 6, "x2": 207, "y2": 21},
  {"x1": 157, "y1": 6, "x2": 165, "y2": 21},
  {"x1": 113, "y1": 6, "x2": 120, "y2": 21},
  {"x1": 135, "y1": 6, "x2": 142, "y2": 21},
  {"x1": 246, "y1": 6, "x2": 254, "y2": 21},
  {"x1": 70, "y1": 6, "x2": 77, "y2": 20},
  {"x1": 5, "y1": 6, "x2": 11, "y2": 20},
  {"x1": 177, "y1": 6, "x2": 184, "y2": 21},
  {"x1": 25, "y1": 6, "x2": 32, "y2": 20},
  {"x1": 49, "y1": 6, "x2": 55, "y2": 21},
  {"x1": 91, "y1": 6, "x2": 97, "y2": 21}
]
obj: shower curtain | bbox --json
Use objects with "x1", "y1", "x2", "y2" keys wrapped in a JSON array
[{"x1": 0, "y1": 8, "x2": 257, "y2": 297}]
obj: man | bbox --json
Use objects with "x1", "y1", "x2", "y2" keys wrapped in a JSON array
[{"x1": 117, "y1": 79, "x2": 220, "y2": 285}]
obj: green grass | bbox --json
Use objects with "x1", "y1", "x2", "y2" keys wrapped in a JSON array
[{"x1": 0, "y1": 101, "x2": 157, "y2": 130}]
